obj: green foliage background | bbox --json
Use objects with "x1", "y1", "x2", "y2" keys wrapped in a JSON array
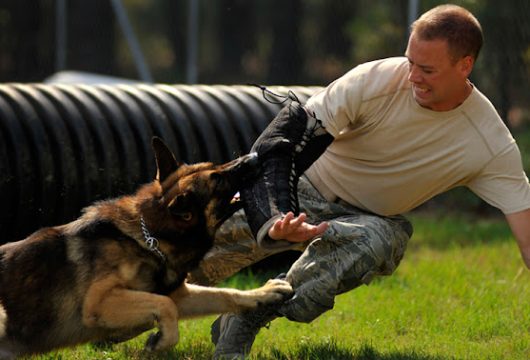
[{"x1": 1, "y1": 0, "x2": 529, "y2": 125}]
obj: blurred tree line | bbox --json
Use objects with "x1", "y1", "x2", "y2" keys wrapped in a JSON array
[{"x1": 0, "y1": 0, "x2": 529, "y2": 126}]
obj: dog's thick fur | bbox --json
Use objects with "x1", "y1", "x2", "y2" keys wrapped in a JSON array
[{"x1": 0, "y1": 138, "x2": 292, "y2": 359}]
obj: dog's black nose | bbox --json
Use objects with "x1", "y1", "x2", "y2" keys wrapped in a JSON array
[
  {"x1": 226, "y1": 152, "x2": 260, "y2": 179},
  {"x1": 245, "y1": 152, "x2": 259, "y2": 167},
  {"x1": 241, "y1": 152, "x2": 260, "y2": 175},
  {"x1": 233, "y1": 152, "x2": 258, "y2": 168}
]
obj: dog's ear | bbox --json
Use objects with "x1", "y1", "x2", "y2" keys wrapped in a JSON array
[{"x1": 152, "y1": 137, "x2": 180, "y2": 182}]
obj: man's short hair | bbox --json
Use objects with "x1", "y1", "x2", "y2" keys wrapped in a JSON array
[{"x1": 411, "y1": 4, "x2": 483, "y2": 62}]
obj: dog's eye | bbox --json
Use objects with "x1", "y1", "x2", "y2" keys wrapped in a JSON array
[
  {"x1": 168, "y1": 193, "x2": 195, "y2": 221},
  {"x1": 180, "y1": 212, "x2": 193, "y2": 221},
  {"x1": 170, "y1": 209, "x2": 193, "y2": 221}
]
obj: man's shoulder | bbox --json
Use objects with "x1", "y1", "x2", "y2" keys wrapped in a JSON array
[
  {"x1": 463, "y1": 88, "x2": 515, "y2": 155},
  {"x1": 345, "y1": 57, "x2": 408, "y2": 78},
  {"x1": 347, "y1": 57, "x2": 410, "y2": 102},
  {"x1": 357, "y1": 56, "x2": 409, "y2": 70}
]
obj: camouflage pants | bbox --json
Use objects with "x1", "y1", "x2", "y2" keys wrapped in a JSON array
[{"x1": 189, "y1": 176, "x2": 413, "y2": 323}]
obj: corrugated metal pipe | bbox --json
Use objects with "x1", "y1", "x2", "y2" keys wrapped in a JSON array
[{"x1": 0, "y1": 84, "x2": 321, "y2": 243}]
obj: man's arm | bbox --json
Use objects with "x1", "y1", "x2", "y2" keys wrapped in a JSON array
[{"x1": 505, "y1": 208, "x2": 530, "y2": 269}]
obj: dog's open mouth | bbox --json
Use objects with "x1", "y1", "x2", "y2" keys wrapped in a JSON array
[
  {"x1": 230, "y1": 192, "x2": 241, "y2": 205},
  {"x1": 226, "y1": 192, "x2": 243, "y2": 213},
  {"x1": 213, "y1": 192, "x2": 244, "y2": 227}
]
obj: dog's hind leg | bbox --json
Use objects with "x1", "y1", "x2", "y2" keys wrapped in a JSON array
[
  {"x1": 0, "y1": 303, "x2": 6, "y2": 339},
  {"x1": 169, "y1": 279, "x2": 293, "y2": 319},
  {"x1": 84, "y1": 279, "x2": 179, "y2": 351},
  {"x1": 0, "y1": 305, "x2": 19, "y2": 360}
]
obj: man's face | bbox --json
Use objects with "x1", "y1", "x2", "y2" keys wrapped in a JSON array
[{"x1": 405, "y1": 33, "x2": 473, "y2": 111}]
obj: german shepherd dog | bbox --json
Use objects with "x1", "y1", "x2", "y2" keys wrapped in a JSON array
[{"x1": 0, "y1": 137, "x2": 292, "y2": 359}]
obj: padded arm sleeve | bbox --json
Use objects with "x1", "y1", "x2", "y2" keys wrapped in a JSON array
[{"x1": 241, "y1": 101, "x2": 333, "y2": 249}]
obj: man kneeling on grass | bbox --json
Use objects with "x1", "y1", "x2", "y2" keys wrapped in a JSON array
[{"x1": 188, "y1": 4, "x2": 530, "y2": 359}]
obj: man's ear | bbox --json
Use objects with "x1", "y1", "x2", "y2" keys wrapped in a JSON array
[
  {"x1": 152, "y1": 137, "x2": 181, "y2": 182},
  {"x1": 458, "y1": 55, "x2": 474, "y2": 77}
]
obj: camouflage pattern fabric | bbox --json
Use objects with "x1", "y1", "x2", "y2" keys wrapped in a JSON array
[{"x1": 189, "y1": 176, "x2": 413, "y2": 323}]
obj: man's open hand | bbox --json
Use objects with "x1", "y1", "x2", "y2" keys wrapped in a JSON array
[{"x1": 268, "y1": 212, "x2": 328, "y2": 243}]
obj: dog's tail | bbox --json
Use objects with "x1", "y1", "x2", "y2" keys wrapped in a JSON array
[{"x1": 0, "y1": 302, "x2": 6, "y2": 339}]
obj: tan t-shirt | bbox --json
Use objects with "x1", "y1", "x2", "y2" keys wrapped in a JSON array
[{"x1": 305, "y1": 56, "x2": 530, "y2": 216}]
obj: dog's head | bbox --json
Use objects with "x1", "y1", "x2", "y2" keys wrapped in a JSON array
[{"x1": 140, "y1": 137, "x2": 259, "y2": 241}]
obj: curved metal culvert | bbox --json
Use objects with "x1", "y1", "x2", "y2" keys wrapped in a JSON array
[{"x1": 0, "y1": 84, "x2": 321, "y2": 243}]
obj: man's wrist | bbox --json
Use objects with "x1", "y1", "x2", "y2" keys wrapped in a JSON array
[{"x1": 257, "y1": 215, "x2": 283, "y2": 243}]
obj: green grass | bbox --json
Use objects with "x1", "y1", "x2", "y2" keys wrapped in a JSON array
[{"x1": 25, "y1": 212, "x2": 530, "y2": 360}]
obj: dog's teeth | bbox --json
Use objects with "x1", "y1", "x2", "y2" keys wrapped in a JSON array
[{"x1": 230, "y1": 192, "x2": 241, "y2": 205}]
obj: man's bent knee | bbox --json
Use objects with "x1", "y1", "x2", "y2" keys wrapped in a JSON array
[{"x1": 275, "y1": 214, "x2": 412, "y2": 323}]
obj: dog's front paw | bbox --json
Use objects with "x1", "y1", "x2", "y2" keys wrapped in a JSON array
[
  {"x1": 256, "y1": 279, "x2": 294, "y2": 304},
  {"x1": 145, "y1": 331, "x2": 162, "y2": 352},
  {"x1": 233, "y1": 279, "x2": 294, "y2": 310},
  {"x1": 144, "y1": 329, "x2": 179, "y2": 352}
]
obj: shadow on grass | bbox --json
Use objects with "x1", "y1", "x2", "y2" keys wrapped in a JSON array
[
  {"x1": 119, "y1": 344, "x2": 214, "y2": 360},
  {"x1": 40, "y1": 338, "x2": 458, "y2": 360},
  {"x1": 266, "y1": 341, "x2": 452, "y2": 360}
]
